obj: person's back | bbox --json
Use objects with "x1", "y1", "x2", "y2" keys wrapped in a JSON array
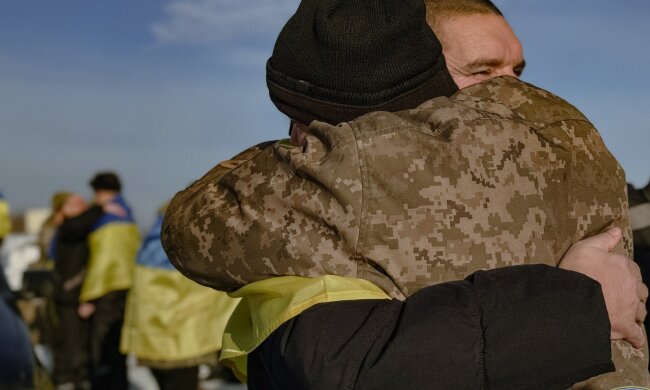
[
  {"x1": 346, "y1": 76, "x2": 631, "y2": 293},
  {"x1": 164, "y1": 77, "x2": 627, "y2": 294}
]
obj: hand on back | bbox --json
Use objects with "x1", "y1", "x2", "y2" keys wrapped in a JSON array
[{"x1": 560, "y1": 227, "x2": 648, "y2": 348}]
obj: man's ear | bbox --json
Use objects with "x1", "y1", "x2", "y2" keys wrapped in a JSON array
[{"x1": 290, "y1": 122, "x2": 310, "y2": 147}]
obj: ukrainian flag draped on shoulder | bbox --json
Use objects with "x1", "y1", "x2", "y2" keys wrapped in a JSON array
[
  {"x1": 80, "y1": 195, "x2": 140, "y2": 302},
  {"x1": 120, "y1": 213, "x2": 239, "y2": 362},
  {"x1": 220, "y1": 275, "x2": 390, "y2": 381},
  {"x1": 0, "y1": 192, "x2": 11, "y2": 239}
]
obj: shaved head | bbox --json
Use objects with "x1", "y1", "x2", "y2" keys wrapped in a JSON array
[
  {"x1": 426, "y1": 0, "x2": 502, "y2": 31},
  {"x1": 425, "y1": 0, "x2": 525, "y2": 89}
]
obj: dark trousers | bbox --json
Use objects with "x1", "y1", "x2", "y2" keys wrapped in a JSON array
[
  {"x1": 89, "y1": 290, "x2": 128, "y2": 390},
  {"x1": 52, "y1": 302, "x2": 89, "y2": 387},
  {"x1": 151, "y1": 366, "x2": 199, "y2": 390}
]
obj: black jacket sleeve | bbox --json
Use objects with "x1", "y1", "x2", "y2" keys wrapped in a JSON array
[
  {"x1": 58, "y1": 205, "x2": 104, "y2": 243},
  {"x1": 466, "y1": 265, "x2": 613, "y2": 389},
  {"x1": 247, "y1": 265, "x2": 613, "y2": 390}
]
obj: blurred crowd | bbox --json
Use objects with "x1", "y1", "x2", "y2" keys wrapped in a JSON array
[{"x1": 0, "y1": 173, "x2": 241, "y2": 390}]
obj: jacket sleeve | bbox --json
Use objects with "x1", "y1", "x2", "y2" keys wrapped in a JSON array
[
  {"x1": 161, "y1": 141, "x2": 277, "y2": 290},
  {"x1": 467, "y1": 265, "x2": 613, "y2": 389},
  {"x1": 248, "y1": 265, "x2": 613, "y2": 390},
  {"x1": 370, "y1": 264, "x2": 615, "y2": 389},
  {"x1": 58, "y1": 205, "x2": 104, "y2": 242}
]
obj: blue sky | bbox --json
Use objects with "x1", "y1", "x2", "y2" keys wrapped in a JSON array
[{"x1": 0, "y1": 0, "x2": 648, "y2": 228}]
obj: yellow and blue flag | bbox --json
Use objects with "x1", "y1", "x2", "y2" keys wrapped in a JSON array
[
  {"x1": 80, "y1": 195, "x2": 140, "y2": 302},
  {"x1": 120, "y1": 212, "x2": 239, "y2": 362},
  {"x1": 0, "y1": 192, "x2": 11, "y2": 239}
]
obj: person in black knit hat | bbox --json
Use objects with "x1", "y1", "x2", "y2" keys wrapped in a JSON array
[
  {"x1": 162, "y1": 0, "x2": 647, "y2": 388},
  {"x1": 267, "y1": 0, "x2": 457, "y2": 126},
  {"x1": 267, "y1": 0, "x2": 458, "y2": 146},
  {"x1": 241, "y1": 0, "x2": 635, "y2": 388}
]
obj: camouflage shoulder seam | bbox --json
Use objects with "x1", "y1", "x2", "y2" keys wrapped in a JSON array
[
  {"x1": 349, "y1": 120, "x2": 370, "y2": 271},
  {"x1": 535, "y1": 117, "x2": 595, "y2": 132}
]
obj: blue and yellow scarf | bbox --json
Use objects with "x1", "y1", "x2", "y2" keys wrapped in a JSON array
[{"x1": 80, "y1": 195, "x2": 140, "y2": 302}]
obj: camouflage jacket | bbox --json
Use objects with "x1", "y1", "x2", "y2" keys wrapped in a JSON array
[{"x1": 163, "y1": 77, "x2": 648, "y2": 387}]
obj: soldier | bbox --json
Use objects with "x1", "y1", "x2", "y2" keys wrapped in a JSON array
[{"x1": 163, "y1": 0, "x2": 648, "y2": 388}]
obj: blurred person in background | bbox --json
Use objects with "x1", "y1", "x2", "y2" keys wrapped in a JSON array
[
  {"x1": 0, "y1": 191, "x2": 32, "y2": 389},
  {"x1": 120, "y1": 203, "x2": 240, "y2": 390},
  {"x1": 38, "y1": 192, "x2": 72, "y2": 265},
  {"x1": 0, "y1": 266, "x2": 33, "y2": 389},
  {"x1": 0, "y1": 191, "x2": 11, "y2": 248},
  {"x1": 79, "y1": 172, "x2": 140, "y2": 390},
  {"x1": 630, "y1": 181, "x2": 650, "y2": 330},
  {"x1": 50, "y1": 191, "x2": 123, "y2": 390}
]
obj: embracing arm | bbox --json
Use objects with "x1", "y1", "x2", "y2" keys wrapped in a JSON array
[
  {"x1": 249, "y1": 264, "x2": 614, "y2": 390},
  {"x1": 162, "y1": 141, "x2": 277, "y2": 290},
  {"x1": 58, "y1": 205, "x2": 104, "y2": 242},
  {"x1": 467, "y1": 264, "x2": 613, "y2": 389}
]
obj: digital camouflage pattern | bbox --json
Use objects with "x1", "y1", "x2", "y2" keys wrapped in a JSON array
[{"x1": 162, "y1": 76, "x2": 648, "y2": 387}]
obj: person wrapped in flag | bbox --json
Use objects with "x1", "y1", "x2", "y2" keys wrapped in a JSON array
[
  {"x1": 79, "y1": 172, "x2": 140, "y2": 390},
  {"x1": 121, "y1": 203, "x2": 240, "y2": 390}
]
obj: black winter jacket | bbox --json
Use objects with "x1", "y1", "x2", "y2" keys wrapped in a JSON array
[
  {"x1": 54, "y1": 205, "x2": 103, "y2": 303},
  {"x1": 248, "y1": 265, "x2": 613, "y2": 390}
]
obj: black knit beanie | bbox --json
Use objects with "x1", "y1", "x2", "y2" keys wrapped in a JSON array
[{"x1": 267, "y1": 0, "x2": 458, "y2": 125}]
